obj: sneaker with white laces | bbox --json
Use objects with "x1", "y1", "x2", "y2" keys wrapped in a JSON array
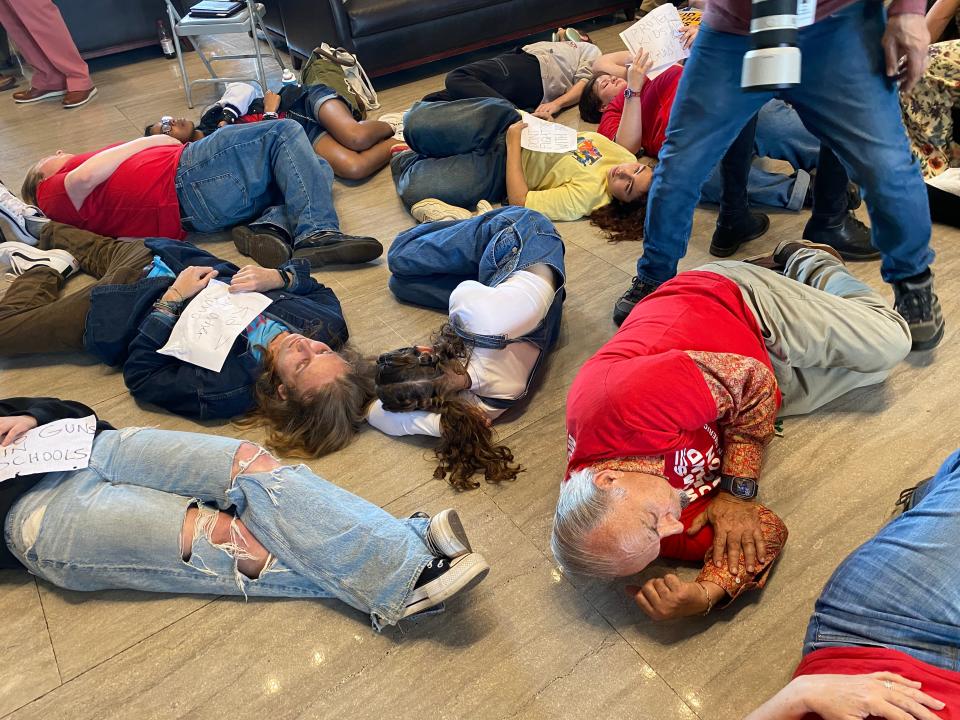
[
  {"x1": 378, "y1": 111, "x2": 405, "y2": 141},
  {"x1": 0, "y1": 242, "x2": 78, "y2": 279},
  {"x1": 411, "y1": 198, "x2": 473, "y2": 223},
  {"x1": 411, "y1": 509, "x2": 473, "y2": 558},
  {"x1": 476, "y1": 199, "x2": 494, "y2": 215},
  {"x1": 0, "y1": 180, "x2": 46, "y2": 246},
  {"x1": 401, "y1": 553, "x2": 489, "y2": 618}
]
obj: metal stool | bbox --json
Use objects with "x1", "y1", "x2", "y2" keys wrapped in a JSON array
[{"x1": 164, "y1": 0, "x2": 286, "y2": 108}]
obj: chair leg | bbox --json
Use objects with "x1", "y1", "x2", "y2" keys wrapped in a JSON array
[
  {"x1": 167, "y1": 1, "x2": 195, "y2": 108},
  {"x1": 248, "y1": 6, "x2": 267, "y2": 94},
  {"x1": 260, "y1": 20, "x2": 286, "y2": 72}
]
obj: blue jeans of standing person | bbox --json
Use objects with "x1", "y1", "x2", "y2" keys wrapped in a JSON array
[
  {"x1": 175, "y1": 119, "x2": 341, "y2": 245},
  {"x1": 4, "y1": 429, "x2": 434, "y2": 630},
  {"x1": 637, "y1": 0, "x2": 934, "y2": 287},
  {"x1": 390, "y1": 98, "x2": 519, "y2": 210},
  {"x1": 803, "y1": 448, "x2": 960, "y2": 671}
]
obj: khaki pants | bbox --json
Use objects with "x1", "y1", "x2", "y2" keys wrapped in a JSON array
[
  {"x1": 699, "y1": 250, "x2": 912, "y2": 417},
  {"x1": 0, "y1": 223, "x2": 152, "y2": 355}
]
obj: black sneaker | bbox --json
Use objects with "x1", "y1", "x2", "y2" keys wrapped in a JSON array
[
  {"x1": 292, "y1": 231, "x2": 383, "y2": 268},
  {"x1": 401, "y1": 553, "x2": 490, "y2": 618},
  {"x1": 802, "y1": 212, "x2": 879, "y2": 261},
  {"x1": 893, "y1": 274, "x2": 945, "y2": 351},
  {"x1": 613, "y1": 277, "x2": 660, "y2": 326},
  {"x1": 232, "y1": 224, "x2": 293, "y2": 269},
  {"x1": 412, "y1": 509, "x2": 472, "y2": 559},
  {"x1": 709, "y1": 211, "x2": 770, "y2": 258}
]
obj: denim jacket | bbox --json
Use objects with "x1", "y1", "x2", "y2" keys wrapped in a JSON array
[{"x1": 83, "y1": 238, "x2": 348, "y2": 420}]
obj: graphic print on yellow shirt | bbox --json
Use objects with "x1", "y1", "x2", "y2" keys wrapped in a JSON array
[{"x1": 571, "y1": 136, "x2": 604, "y2": 166}]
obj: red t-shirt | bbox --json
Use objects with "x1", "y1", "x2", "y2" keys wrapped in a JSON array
[
  {"x1": 794, "y1": 647, "x2": 960, "y2": 719},
  {"x1": 564, "y1": 271, "x2": 776, "y2": 560},
  {"x1": 37, "y1": 143, "x2": 187, "y2": 240},
  {"x1": 596, "y1": 64, "x2": 683, "y2": 158}
]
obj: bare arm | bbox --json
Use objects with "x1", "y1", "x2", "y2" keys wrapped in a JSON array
[
  {"x1": 64, "y1": 134, "x2": 182, "y2": 211},
  {"x1": 926, "y1": 0, "x2": 960, "y2": 42},
  {"x1": 613, "y1": 49, "x2": 653, "y2": 154},
  {"x1": 505, "y1": 121, "x2": 529, "y2": 207},
  {"x1": 533, "y1": 79, "x2": 589, "y2": 119},
  {"x1": 592, "y1": 50, "x2": 632, "y2": 79}
]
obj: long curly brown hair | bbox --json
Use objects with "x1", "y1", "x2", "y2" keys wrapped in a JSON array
[
  {"x1": 375, "y1": 324, "x2": 522, "y2": 491},
  {"x1": 589, "y1": 196, "x2": 648, "y2": 242}
]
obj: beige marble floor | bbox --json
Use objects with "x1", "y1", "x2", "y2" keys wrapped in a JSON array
[{"x1": 0, "y1": 17, "x2": 956, "y2": 720}]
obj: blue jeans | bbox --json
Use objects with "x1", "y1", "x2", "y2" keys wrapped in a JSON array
[
  {"x1": 700, "y1": 100, "x2": 819, "y2": 210},
  {"x1": 390, "y1": 98, "x2": 519, "y2": 209},
  {"x1": 803, "y1": 449, "x2": 960, "y2": 671},
  {"x1": 175, "y1": 119, "x2": 340, "y2": 245},
  {"x1": 4, "y1": 429, "x2": 433, "y2": 630},
  {"x1": 638, "y1": 1, "x2": 934, "y2": 286}
]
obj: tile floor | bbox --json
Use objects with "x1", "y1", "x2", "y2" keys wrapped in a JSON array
[{"x1": 0, "y1": 15, "x2": 956, "y2": 720}]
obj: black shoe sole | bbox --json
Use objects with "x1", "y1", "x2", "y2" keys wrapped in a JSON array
[
  {"x1": 709, "y1": 214, "x2": 770, "y2": 258},
  {"x1": 232, "y1": 226, "x2": 292, "y2": 269},
  {"x1": 910, "y1": 321, "x2": 945, "y2": 352},
  {"x1": 292, "y1": 238, "x2": 383, "y2": 268}
]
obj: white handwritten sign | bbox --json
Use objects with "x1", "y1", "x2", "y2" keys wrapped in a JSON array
[
  {"x1": 619, "y1": 4, "x2": 690, "y2": 79},
  {"x1": 157, "y1": 279, "x2": 272, "y2": 372},
  {"x1": 519, "y1": 111, "x2": 578, "y2": 153},
  {"x1": 0, "y1": 415, "x2": 96, "y2": 482}
]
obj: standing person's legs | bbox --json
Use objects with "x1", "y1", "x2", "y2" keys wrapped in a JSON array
[
  {"x1": 443, "y1": 51, "x2": 545, "y2": 109},
  {"x1": 699, "y1": 250, "x2": 911, "y2": 416},
  {"x1": 2, "y1": 0, "x2": 92, "y2": 93},
  {"x1": 802, "y1": 448, "x2": 960, "y2": 671}
]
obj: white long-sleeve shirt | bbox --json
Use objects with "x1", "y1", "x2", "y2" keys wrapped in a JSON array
[{"x1": 368, "y1": 267, "x2": 556, "y2": 437}]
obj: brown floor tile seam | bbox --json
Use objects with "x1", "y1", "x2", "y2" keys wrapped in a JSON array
[{"x1": 1, "y1": 597, "x2": 219, "y2": 718}]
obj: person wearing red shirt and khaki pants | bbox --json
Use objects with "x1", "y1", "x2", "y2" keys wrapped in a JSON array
[
  {"x1": 0, "y1": 0, "x2": 96, "y2": 108},
  {"x1": 551, "y1": 240, "x2": 912, "y2": 625}
]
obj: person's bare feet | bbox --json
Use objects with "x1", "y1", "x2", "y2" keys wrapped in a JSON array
[{"x1": 0, "y1": 74, "x2": 17, "y2": 92}]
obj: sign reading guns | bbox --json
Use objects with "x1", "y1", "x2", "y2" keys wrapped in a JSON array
[{"x1": 0, "y1": 415, "x2": 97, "y2": 482}]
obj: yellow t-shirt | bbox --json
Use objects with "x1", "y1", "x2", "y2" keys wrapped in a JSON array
[{"x1": 521, "y1": 132, "x2": 637, "y2": 222}]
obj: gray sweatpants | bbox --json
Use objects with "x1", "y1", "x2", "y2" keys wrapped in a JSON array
[{"x1": 699, "y1": 250, "x2": 912, "y2": 417}]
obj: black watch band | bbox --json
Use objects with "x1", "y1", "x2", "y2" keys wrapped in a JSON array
[{"x1": 718, "y1": 474, "x2": 759, "y2": 501}]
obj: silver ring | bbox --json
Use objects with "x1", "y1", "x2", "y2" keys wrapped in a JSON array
[{"x1": 883, "y1": 680, "x2": 894, "y2": 690}]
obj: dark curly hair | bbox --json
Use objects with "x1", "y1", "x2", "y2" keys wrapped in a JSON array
[
  {"x1": 589, "y1": 196, "x2": 648, "y2": 242},
  {"x1": 376, "y1": 324, "x2": 522, "y2": 491},
  {"x1": 578, "y1": 75, "x2": 604, "y2": 124}
]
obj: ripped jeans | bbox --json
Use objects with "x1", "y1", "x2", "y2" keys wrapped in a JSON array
[{"x1": 3, "y1": 429, "x2": 434, "y2": 629}]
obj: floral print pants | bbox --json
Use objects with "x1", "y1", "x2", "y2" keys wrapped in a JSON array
[{"x1": 901, "y1": 40, "x2": 960, "y2": 179}]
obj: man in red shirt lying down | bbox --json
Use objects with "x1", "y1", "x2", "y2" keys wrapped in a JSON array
[
  {"x1": 746, "y1": 452, "x2": 960, "y2": 720},
  {"x1": 552, "y1": 240, "x2": 912, "y2": 621}
]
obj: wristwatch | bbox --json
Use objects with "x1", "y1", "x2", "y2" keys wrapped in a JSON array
[
  {"x1": 718, "y1": 474, "x2": 758, "y2": 501},
  {"x1": 624, "y1": 87, "x2": 641, "y2": 100}
]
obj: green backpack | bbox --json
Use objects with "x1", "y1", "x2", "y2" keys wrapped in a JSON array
[{"x1": 299, "y1": 50, "x2": 366, "y2": 120}]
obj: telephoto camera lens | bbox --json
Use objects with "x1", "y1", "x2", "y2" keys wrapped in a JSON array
[{"x1": 741, "y1": 0, "x2": 802, "y2": 91}]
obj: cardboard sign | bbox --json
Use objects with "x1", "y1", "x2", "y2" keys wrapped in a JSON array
[
  {"x1": 519, "y1": 111, "x2": 578, "y2": 153},
  {"x1": 0, "y1": 415, "x2": 97, "y2": 481},
  {"x1": 157, "y1": 280, "x2": 273, "y2": 372},
  {"x1": 619, "y1": 4, "x2": 690, "y2": 79}
]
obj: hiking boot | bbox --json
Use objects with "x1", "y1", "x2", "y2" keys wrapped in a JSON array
[
  {"x1": 893, "y1": 274, "x2": 945, "y2": 351},
  {"x1": 803, "y1": 212, "x2": 879, "y2": 261},
  {"x1": 0, "y1": 179, "x2": 46, "y2": 245},
  {"x1": 401, "y1": 553, "x2": 490, "y2": 618},
  {"x1": 0, "y1": 242, "x2": 78, "y2": 279},
  {"x1": 613, "y1": 277, "x2": 660, "y2": 326},
  {"x1": 709, "y1": 210, "x2": 770, "y2": 257},
  {"x1": 411, "y1": 509, "x2": 473, "y2": 559},
  {"x1": 232, "y1": 225, "x2": 293, "y2": 269},
  {"x1": 292, "y1": 231, "x2": 383, "y2": 268}
]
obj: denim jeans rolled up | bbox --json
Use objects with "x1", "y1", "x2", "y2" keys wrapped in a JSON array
[
  {"x1": 390, "y1": 98, "x2": 520, "y2": 209},
  {"x1": 638, "y1": 1, "x2": 933, "y2": 286},
  {"x1": 802, "y1": 448, "x2": 960, "y2": 671},
  {"x1": 4, "y1": 429, "x2": 433, "y2": 629},
  {"x1": 175, "y1": 119, "x2": 341, "y2": 244}
]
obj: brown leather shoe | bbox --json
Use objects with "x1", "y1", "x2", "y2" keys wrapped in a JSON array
[
  {"x1": 13, "y1": 86, "x2": 66, "y2": 103},
  {"x1": 62, "y1": 87, "x2": 97, "y2": 109},
  {"x1": 0, "y1": 74, "x2": 17, "y2": 92}
]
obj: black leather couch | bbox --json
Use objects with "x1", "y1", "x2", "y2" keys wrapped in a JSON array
[
  {"x1": 276, "y1": 0, "x2": 636, "y2": 77},
  {"x1": 55, "y1": 0, "x2": 188, "y2": 59}
]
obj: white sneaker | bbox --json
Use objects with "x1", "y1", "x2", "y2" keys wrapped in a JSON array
[
  {"x1": 424, "y1": 509, "x2": 473, "y2": 558},
  {"x1": 411, "y1": 198, "x2": 473, "y2": 223},
  {"x1": 0, "y1": 181, "x2": 46, "y2": 246},
  {"x1": 0, "y1": 242, "x2": 78, "y2": 279},
  {"x1": 476, "y1": 200, "x2": 494, "y2": 215},
  {"x1": 401, "y1": 553, "x2": 489, "y2": 618},
  {"x1": 378, "y1": 111, "x2": 405, "y2": 142}
]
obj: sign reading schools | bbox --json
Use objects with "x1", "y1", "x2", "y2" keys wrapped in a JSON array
[{"x1": 0, "y1": 415, "x2": 97, "y2": 482}]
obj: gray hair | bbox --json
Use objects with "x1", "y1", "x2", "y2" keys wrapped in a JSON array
[{"x1": 551, "y1": 467, "x2": 623, "y2": 579}]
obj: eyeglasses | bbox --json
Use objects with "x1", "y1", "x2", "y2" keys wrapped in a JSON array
[{"x1": 159, "y1": 115, "x2": 173, "y2": 134}]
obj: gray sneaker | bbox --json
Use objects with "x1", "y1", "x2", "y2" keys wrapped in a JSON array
[{"x1": 893, "y1": 274, "x2": 945, "y2": 351}]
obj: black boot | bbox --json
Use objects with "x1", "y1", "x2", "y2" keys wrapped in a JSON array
[
  {"x1": 710, "y1": 210, "x2": 770, "y2": 257},
  {"x1": 802, "y1": 212, "x2": 879, "y2": 261},
  {"x1": 292, "y1": 231, "x2": 383, "y2": 268}
]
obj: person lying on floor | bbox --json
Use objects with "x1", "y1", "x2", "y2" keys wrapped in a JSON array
[
  {"x1": 580, "y1": 49, "x2": 874, "y2": 260},
  {"x1": 551, "y1": 241, "x2": 911, "y2": 622},
  {"x1": 390, "y1": 97, "x2": 643, "y2": 236},
  {"x1": 0, "y1": 397, "x2": 489, "y2": 630},
  {"x1": 419, "y1": 25, "x2": 664, "y2": 120},
  {"x1": 746, "y1": 452, "x2": 960, "y2": 720},
  {"x1": 20, "y1": 120, "x2": 381, "y2": 270},
  {"x1": 0, "y1": 224, "x2": 372, "y2": 457},
  {"x1": 368, "y1": 207, "x2": 565, "y2": 490},
  {"x1": 145, "y1": 80, "x2": 402, "y2": 181}
]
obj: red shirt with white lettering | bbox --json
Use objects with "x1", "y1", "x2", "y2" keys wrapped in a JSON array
[
  {"x1": 37, "y1": 143, "x2": 186, "y2": 240},
  {"x1": 794, "y1": 647, "x2": 960, "y2": 719},
  {"x1": 596, "y1": 64, "x2": 683, "y2": 158}
]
